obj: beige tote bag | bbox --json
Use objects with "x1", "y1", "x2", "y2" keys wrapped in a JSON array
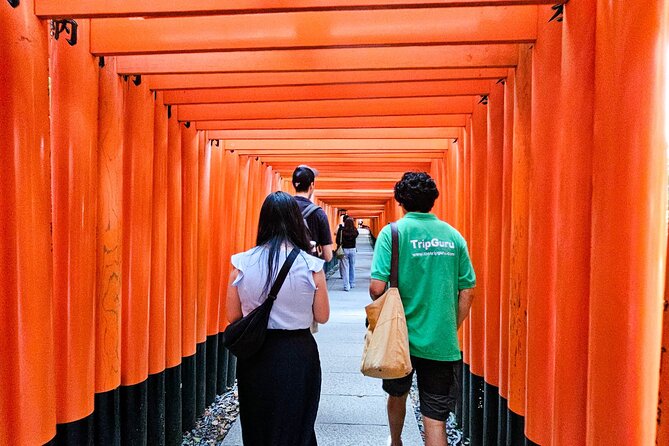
[{"x1": 361, "y1": 223, "x2": 412, "y2": 379}]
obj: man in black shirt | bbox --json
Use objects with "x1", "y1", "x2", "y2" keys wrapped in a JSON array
[{"x1": 292, "y1": 165, "x2": 333, "y2": 262}]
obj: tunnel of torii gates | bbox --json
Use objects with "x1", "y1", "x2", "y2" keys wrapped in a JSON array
[{"x1": 1, "y1": 1, "x2": 668, "y2": 446}]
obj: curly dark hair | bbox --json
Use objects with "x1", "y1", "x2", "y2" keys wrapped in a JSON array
[{"x1": 394, "y1": 171, "x2": 440, "y2": 212}]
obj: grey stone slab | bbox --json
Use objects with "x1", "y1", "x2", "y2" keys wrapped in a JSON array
[
  {"x1": 315, "y1": 395, "x2": 389, "y2": 425},
  {"x1": 223, "y1": 398, "x2": 422, "y2": 446},
  {"x1": 320, "y1": 372, "x2": 385, "y2": 397}
]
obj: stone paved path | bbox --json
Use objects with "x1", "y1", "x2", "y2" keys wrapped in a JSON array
[{"x1": 223, "y1": 230, "x2": 423, "y2": 445}]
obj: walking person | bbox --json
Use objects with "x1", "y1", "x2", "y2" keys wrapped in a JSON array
[
  {"x1": 336, "y1": 217, "x2": 359, "y2": 291},
  {"x1": 226, "y1": 191, "x2": 330, "y2": 446},
  {"x1": 369, "y1": 172, "x2": 476, "y2": 446},
  {"x1": 292, "y1": 165, "x2": 334, "y2": 261}
]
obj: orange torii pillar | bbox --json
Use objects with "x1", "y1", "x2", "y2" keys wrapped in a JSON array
[
  {"x1": 552, "y1": 1, "x2": 594, "y2": 444},
  {"x1": 95, "y1": 56, "x2": 124, "y2": 446},
  {"x1": 50, "y1": 19, "x2": 99, "y2": 443},
  {"x1": 181, "y1": 123, "x2": 199, "y2": 431},
  {"x1": 660, "y1": 236, "x2": 669, "y2": 444},
  {"x1": 468, "y1": 97, "x2": 488, "y2": 445},
  {"x1": 121, "y1": 75, "x2": 155, "y2": 444},
  {"x1": 483, "y1": 80, "x2": 504, "y2": 446},
  {"x1": 148, "y1": 92, "x2": 168, "y2": 445},
  {"x1": 205, "y1": 141, "x2": 225, "y2": 408},
  {"x1": 0, "y1": 1, "x2": 56, "y2": 443},
  {"x1": 461, "y1": 119, "x2": 472, "y2": 440},
  {"x1": 508, "y1": 44, "x2": 532, "y2": 445},
  {"x1": 526, "y1": 8, "x2": 562, "y2": 446},
  {"x1": 196, "y1": 135, "x2": 211, "y2": 418},
  {"x1": 218, "y1": 149, "x2": 241, "y2": 394},
  {"x1": 166, "y1": 110, "x2": 184, "y2": 444},
  {"x1": 498, "y1": 68, "x2": 515, "y2": 442},
  {"x1": 588, "y1": 1, "x2": 668, "y2": 444}
]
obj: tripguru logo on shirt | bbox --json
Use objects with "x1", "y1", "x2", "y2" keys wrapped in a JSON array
[{"x1": 409, "y1": 238, "x2": 456, "y2": 257}]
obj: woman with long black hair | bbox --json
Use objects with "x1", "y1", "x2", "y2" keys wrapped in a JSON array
[{"x1": 226, "y1": 191, "x2": 330, "y2": 446}]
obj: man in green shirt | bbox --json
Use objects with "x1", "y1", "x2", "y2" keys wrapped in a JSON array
[{"x1": 370, "y1": 171, "x2": 476, "y2": 446}]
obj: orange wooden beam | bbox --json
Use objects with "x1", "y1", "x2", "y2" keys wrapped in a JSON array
[
  {"x1": 204, "y1": 128, "x2": 460, "y2": 139},
  {"x1": 269, "y1": 161, "x2": 431, "y2": 174},
  {"x1": 91, "y1": 7, "x2": 536, "y2": 55},
  {"x1": 146, "y1": 69, "x2": 507, "y2": 90},
  {"x1": 220, "y1": 138, "x2": 450, "y2": 151},
  {"x1": 195, "y1": 115, "x2": 468, "y2": 130},
  {"x1": 36, "y1": 0, "x2": 564, "y2": 18},
  {"x1": 115, "y1": 44, "x2": 519, "y2": 74},
  {"x1": 163, "y1": 80, "x2": 492, "y2": 105},
  {"x1": 314, "y1": 181, "x2": 398, "y2": 190},
  {"x1": 178, "y1": 96, "x2": 474, "y2": 121}
]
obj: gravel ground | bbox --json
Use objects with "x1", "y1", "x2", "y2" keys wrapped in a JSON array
[
  {"x1": 409, "y1": 376, "x2": 469, "y2": 445},
  {"x1": 182, "y1": 388, "x2": 239, "y2": 446}
]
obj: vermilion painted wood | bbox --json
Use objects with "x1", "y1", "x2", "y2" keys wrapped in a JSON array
[
  {"x1": 36, "y1": 0, "x2": 563, "y2": 18},
  {"x1": 659, "y1": 237, "x2": 669, "y2": 445},
  {"x1": 163, "y1": 80, "x2": 492, "y2": 105},
  {"x1": 197, "y1": 135, "x2": 211, "y2": 345},
  {"x1": 121, "y1": 79, "x2": 154, "y2": 387},
  {"x1": 551, "y1": 3, "x2": 594, "y2": 444},
  {"x1": 205, "y1": 128, "x2": 461, "y2": 139},
  {"x1": 166, "y1": 113, "x2": 183, "y2": 369},
  {"x1": 499, "y1": 68, "x2": 514, "y2": 400},
  {"x1": 206, "y1": 143, "x2": 224, "y2": 336},
  {"x1": 178, "y1": 97, "x2": 474, "y2": 121},
  {"x1": 507, "y1": 44, "x2": 532, "y2": 416},
  {"x1": 219, "y1": 151, "x2": 241, "y2": 332},
  {"x1": 50, "y1": 19, "x2": 100, "y2": 419},
  {"x1": 525, "y1": 8, "x2": 561, "y2": 443},
  {"x1": 195, "y1": 115, "x2": 468, "y2": 130},
  {"x1": 90, "y1": 7, "x2": 536, "y2": 55},
  {"x1": 114, "y1": 44, "x2": 519, "y2": 73},
  {"x1": 181, "y1": 124, "x2": 199, "y2": 359},
  {"x1": 0, "y1": 2, "x2": 56, "y2": 442},
  {"x1": 235, "y1": 156, "x2": 251, "y2": 252},
  {"x1": 484, "y1": 81, "x2": 504, "y2": 388},
  {"x1": 146, "y1": 69, "x2": 507, "y2": 91},
  {"x1": 468, "y1": 99, "x2": 487, "y2": 378},
  {"x1": 462, "y1": 119, "x2": 471, "y2": 366},
  {"x1": 149, "y1": 92, "x2": 168, "y2": 375},
  {"x1": 95, "y1": 57, "x2": 124, "y2": 394},
  {"x1": 222, "y1": 138, "x2": 450, "y2": 151},
  {"x1": 587, "y1": 1, "x2": 667, "y2": 444}
]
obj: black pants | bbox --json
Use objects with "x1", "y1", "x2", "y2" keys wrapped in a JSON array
[{"x1": 237, "y1": 329, "x2": 321, "y2": 446}]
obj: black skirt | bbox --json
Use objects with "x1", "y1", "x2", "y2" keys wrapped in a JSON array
[{"x1": 236, "y1": 329, "x2": 321, "y2": 446}]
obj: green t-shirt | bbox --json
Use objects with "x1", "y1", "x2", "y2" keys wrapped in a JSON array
[{"x1": 370, "y1": 212, "x2": 476, "y2": 361}]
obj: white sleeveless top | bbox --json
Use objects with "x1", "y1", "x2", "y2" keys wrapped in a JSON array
[{"x1": 231, "y1": 245, "x2": 325, "y2": 330}]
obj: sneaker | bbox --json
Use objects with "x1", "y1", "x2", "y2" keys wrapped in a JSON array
[{"x1": 344, "y1": 287, "x2": 350, "y2": 292}]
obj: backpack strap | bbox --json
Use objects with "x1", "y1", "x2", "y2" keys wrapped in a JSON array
[
  {"x1": 390, "y1": 223, "x2": 399, "y2": 288},
  {"x1": 301, "y1": 203, "x2": 320, "y2": 220},
  {"x1": 268, "y1": 248, "x2": 300, "y2": 300}
]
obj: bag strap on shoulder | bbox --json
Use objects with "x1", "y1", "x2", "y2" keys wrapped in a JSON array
[
  {"x1": 301, "y1": 203, "x2": 320, "y2": 220},
  {"x1": 268, "y1": 248, "x2": 300, "y2": 300},
  {"x1": 390, "y1": 223, "x2": 399, "y2": 288}
]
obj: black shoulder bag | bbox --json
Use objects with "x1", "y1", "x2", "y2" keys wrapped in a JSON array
[{"x1": 223, "y1": 248, "x2": 300, "y2": 359}]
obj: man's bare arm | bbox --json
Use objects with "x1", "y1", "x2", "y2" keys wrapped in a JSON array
[
  {"x1": 369, "y1": 279, "x2": 387, "y2": 301},
  {"x1": 457, "y1": 288, "x2": 474, "y2": 328},
  {"x1": 321, "y1": 244, "x2": 333, "y2": 262}
]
